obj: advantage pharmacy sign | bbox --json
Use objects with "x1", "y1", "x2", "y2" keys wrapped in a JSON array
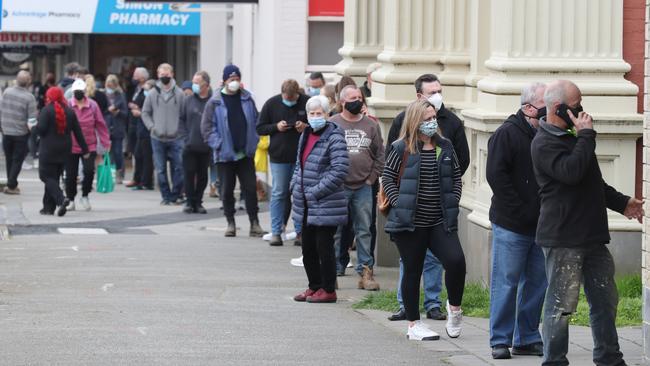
[{"x1": 0, "y1": 0, "x2": 201, "y2": 35}]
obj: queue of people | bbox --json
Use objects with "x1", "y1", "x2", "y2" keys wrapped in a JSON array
[{"x1": 1, "y1": 62, "x2": 644, "y2": 365}]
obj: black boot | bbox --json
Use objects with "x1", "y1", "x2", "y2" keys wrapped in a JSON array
[
  {"x1": 225, "y1": 218, "x2": 236, "y2": 237},
  {"x1": 249, "y1": 218, "x2": 266, "y2": 237}
]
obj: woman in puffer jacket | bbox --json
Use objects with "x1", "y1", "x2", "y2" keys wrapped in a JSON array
[{"x1": 291, "y1": 95, "x2": 349, "y2": 304}]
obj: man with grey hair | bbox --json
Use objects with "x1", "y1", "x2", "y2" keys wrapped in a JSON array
[
  {"x1": 0, "y1": 70, "x2": 37, "y2": 194},
  {"x1": 531, "y1": 80, "x2": 643, "y2": 365},
  {"x1": 330, "y1": 84, "x2": 384, "y2": 290},
  {"x1": 486, "y1": 82, "x2": 547, "y2": 359},
  {"x1": 126, "y1": 67, "x2": 154, "y2": 190}
]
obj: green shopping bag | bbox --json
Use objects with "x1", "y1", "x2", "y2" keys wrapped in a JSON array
[{"x1": 97, "y1": 154, "x2": 115, "y2": 193}]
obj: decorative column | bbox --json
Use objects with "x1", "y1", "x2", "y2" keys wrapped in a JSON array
[
  {"x1": 463, "y1": 0, "x2": 491, "y2": 105},
  {"x1": 369, "y1": 0, "x2": 447, "y2": 121},
  {"x1": 438, "y1": 0, "x2": 471, "y2": 106},
  {"x1": 334, "y1": 0, "x2": 384, "y2": 84},
  {"x1": 460, "y1": 0, "x2": 642, "y2": 284}
]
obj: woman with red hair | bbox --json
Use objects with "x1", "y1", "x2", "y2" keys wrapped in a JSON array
[{"x1": 31, "y1": 87, "x2": 88, "y2": 216}]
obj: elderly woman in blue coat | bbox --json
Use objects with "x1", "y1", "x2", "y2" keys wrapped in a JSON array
[{"x1": 291, "y1": 95, "x2": 349, "y2": 303}]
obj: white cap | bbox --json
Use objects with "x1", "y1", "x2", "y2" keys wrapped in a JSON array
[{"x1": 71, "y1": 79, "x2": 86, "y2": 92}]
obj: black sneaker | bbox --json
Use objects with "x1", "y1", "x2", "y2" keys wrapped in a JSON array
[
  {"x1": 491, "y1": 345, "x2": 511, "y2": 359},
  {"x1": 182, "y1": 203, "x2": 194, "y2": 214},
  {"x1": 57, "y1": 198, "x2": 70, "y2": 217},
  {"x1": 195, "y1": 204, "x2": 207, "y2": 214},
  {"x1": 512, "y1": 342, "x2": 543, "y2": 356},
  {"x1": 426, "y1": 307, "x2": 447, "y2": 320},
  {"x1": 387, "y1": 308, "x2": 407, "y2": 321},
  {"x1": 39, "y1": 208, "x2": 54, "y2": 216}
]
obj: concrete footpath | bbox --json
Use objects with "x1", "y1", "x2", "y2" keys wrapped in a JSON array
[{"x1": 0, "y1": 165, "x2": 646, "y2": 365}]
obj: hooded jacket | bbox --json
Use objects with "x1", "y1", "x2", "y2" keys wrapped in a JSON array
[
  {"x1": 531, "y1": 119, "x2": 629, "y2": 248},
  {"x1": 141, "y1": 79, "x2": 184, "y2": 142},
  {"x1": 201, "y1": 88, "x2": 259, "y2": 163},
  {"x1": 486, "y1": 110, "x2": 540, "y2": 236}
]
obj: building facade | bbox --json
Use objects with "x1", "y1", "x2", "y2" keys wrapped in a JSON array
[{"x1": 336, "y1": 0, "x2": 645, "y2": 287}]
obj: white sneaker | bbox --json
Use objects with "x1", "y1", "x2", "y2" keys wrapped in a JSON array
[
  {"x1": 68, "y1": 201, "x2": 76, "y2": 211},
  {"x1": 80, "y1": 196, "x2": 91, "y2": 211},
  {"x1": 22, "y1": 161, "x2": 33, "y2": 170},
  {"x1": 346, "y1": 261, "x2": 353, "y2": 268},
  {"x1": 445, "y1": 300, "x2": 463, "y2": 338},
  {"x1": 290, "y1": 256, "x2": 304, "y2": 267},
  {"x1": 32, "y1": 160, "x2": 39, "y2": 169},
  {"x1": 407, "y1": 320, "x2": 440, "y2": 341},
  {"x1": 263, "y1": 232, "x2": 273, "y2": 241}
]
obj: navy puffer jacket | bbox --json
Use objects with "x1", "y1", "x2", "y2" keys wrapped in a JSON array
[{"x1": 291, "y1": 122, "x2": 349, "y2": 227}]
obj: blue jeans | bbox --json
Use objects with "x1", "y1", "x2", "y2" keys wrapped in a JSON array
[
  {"x1": 151, "y1": 138, "x2": 184, "y2": 202},
  {"x1": 541, "y1": 245, "x2": 624, "y2": 366},
  {"x1": 270, "y1": 162, "x2": 301, "y2": 235},
  {"x1": 489, "y1": 224, "x2": 547, "y2": 348},
  {"x1": 335, "y1": 184, "x2": 374, "y2": 274},
  {"x1": 110, "y1": 136, "x2": 124, "y2": 172},
  {"x1": 397, "y1": 249, "x2": 443, "y2": 311}
]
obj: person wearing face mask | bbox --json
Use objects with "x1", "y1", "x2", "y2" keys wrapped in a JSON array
[
  {"x1": 383, "y1": 99, "x2": 465, "y2": 341},
  {"x1": 305, "y1": 72, "x2": 325, "y2": 97},
  {"x1": 256, "y1": 79, "x2": 309, "y2": 246},
  {"x1": 141, "y1": 63, "x2": 185, "y2": 205},
  {"x1": 126, "y1": 68, "x2": 155, "y2": 190},
  {"x1": 386, "y1": 73, "x2": 469, "y2": 323},
  {"x1": 291, "y1": 95, "x2": 349, "y2": 303},
  {"x1": 486, "y1": 83, "x2": 548, "y2": 360},
  {"x1": 178, "y1": 71, "x2": 213, "y2": 214},
  {"x1": 104, "y1": 74, "x2": 128, "y2": 185},
  {"x1": 531, "y1": 80, "x2": 643, "y2": 366},
  {"x1": 65, "y1": 79, "x2": 111, "y2": 212},
  {"x1": 329, "y1": 85, "x2": 384, "y2": 291},
  {"x1": 201, "y1": 64, "x2": 266, "y2": 237}
]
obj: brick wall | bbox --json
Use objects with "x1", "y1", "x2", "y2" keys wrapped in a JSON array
[{"x1": 643, "y1": 0, "x2": 650, "y2": 360}]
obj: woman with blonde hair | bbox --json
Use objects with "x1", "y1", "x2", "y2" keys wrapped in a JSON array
[
  {"x1": 382, "y1": 99, "x2": 466, "y2": 341},
  {"x1": 105, "y1": 74, "x2": 128, "y2": 183},
  {"x1": 84, "y1": 74, "x2": 109, "y2": 116}
]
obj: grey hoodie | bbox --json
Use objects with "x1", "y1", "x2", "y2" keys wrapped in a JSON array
[{"x1": 141, "y1": 79, "x2": 184, "y2": 142}]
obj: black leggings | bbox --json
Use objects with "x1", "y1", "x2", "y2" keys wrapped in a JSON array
[
  {"x1": 394, "y1": 225, "x2": 466, "y2": 321},
  {"x1": 302, "y1": 223, "x2": 338, "y2": 294}
]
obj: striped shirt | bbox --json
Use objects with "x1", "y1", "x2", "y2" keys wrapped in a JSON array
[
  {"x1": 0, "y1": 86, "x2": 37, "y2": 136},
  {"x1": 382, "y1": 146, "x2": 463, "y2": 228}
]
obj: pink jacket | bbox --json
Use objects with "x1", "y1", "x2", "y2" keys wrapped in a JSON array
[{"x1": 69, "y1": 98, "x2": 110, "y2": 154}]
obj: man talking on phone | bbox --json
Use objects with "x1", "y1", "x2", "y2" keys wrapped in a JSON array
[
  {"x1": 256, "y1": 79, "x2": 309, "y2": 246},
  {"x1": 531, "y1": 80, "x2": 644, "y2": 365}
]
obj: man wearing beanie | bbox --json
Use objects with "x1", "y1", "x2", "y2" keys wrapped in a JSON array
[
  {"x1": 142, "y1": 63, "x2": 185, "y2": 205},
  {"x1": 201, "y1": 64, "x2": 266, "y2": 237}
]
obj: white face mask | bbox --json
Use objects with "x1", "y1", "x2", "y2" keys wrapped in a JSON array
[
  {"x1": 227, "y1": 80, "x2": 240, "y2": 92},
  {"x1": 428, "y1": 93, "x2": 443, "y2": 110}
]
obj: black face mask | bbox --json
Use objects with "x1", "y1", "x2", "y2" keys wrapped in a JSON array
[
  {"x1": 159, "y1": 76, "x2": 171, "y2": 85},
  {"x1": 344, "y1": 100, "x2": 363, "y2": 115},
  {"x1": 522, "y1": 105, "x2": 546, "y2": 120},
  {"x1": 73, "y1": 90, "x2": 85, "y2": 101},
  {"x1": 555, "y1": 103, "x2": 583, "y2": 129}
]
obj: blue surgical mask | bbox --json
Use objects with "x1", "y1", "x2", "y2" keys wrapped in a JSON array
[
  {"x1": 105, "y1": 88, "x2": 114, "y2": 95},
  {"x1": 282, "y1": 99, "x2": 297, "y2": 107},
  {"x1": 144, "y1": 90, "x2": 150, "y2": 98},
  {"x1": 308, "y1": 116, "x2": 327, "y2": 131},
  {"x1": 307, "y1": 87, "x2": 321, "y2": 96},
  {"x1": 192, "y1": 83, "x2": 201, "y2": 94},
  {"x1": 419, "y1": 118, "x2": 438, "y2": 137}
]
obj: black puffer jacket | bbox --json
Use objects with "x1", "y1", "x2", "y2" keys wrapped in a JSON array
[{"x1": 486, "y1": 110, "x2": 540, "y2": 236}]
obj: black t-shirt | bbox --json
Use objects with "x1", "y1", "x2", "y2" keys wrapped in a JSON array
[{"x1": 222, "y1": 91, "x2": 247, "y2": 153}]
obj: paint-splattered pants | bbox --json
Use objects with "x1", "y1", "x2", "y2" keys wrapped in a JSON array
[{"x1": 541, "y1": 245, "x2": 625, "y2": 366}]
